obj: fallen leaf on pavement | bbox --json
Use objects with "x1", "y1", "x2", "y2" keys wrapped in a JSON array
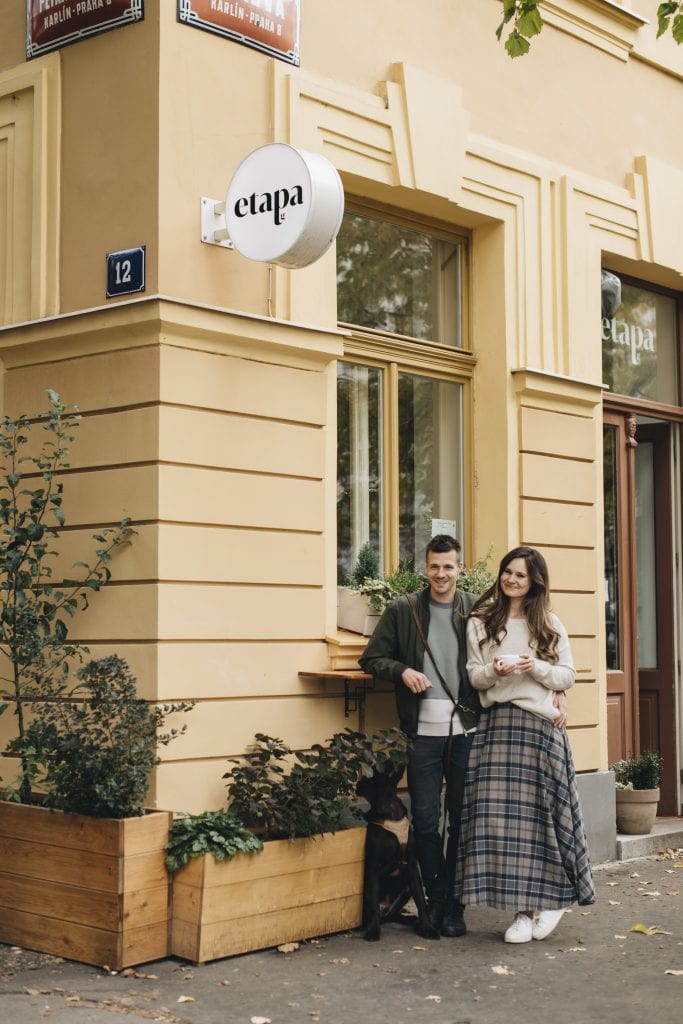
[
  {"x1": 491, "y1": 965, "x2": 514, "y2": 975},
  {"x1": 606, "y1": 882, "x2": 619, "y2": 887},
  {"x1": 250, "y1": 1018, "x2": 272, "y2": 1024},
  {"x1": 630, "y1": 923, "x2": 671, "y2": 936},
  {"x1": 426, "y1": 995, "x2": 442, "y2": 1002},
  {"x1": 665, "y1": 970, "x2": 683, "y2": 976},
  {"x1": 561, "y1": 947, "x2": 587, "y2": 953},
  {"x1": 177, "y1": 995, "x2": 195, "y2": 1003},
  {"x1": 608, "y1": 900, "x2": 621, "y2": 906},
  {"x1": 412, "y1": 945, "x2": 428, "y2": 951},
  {"x1": 278, "y1": 942, "x2": 300, "y2": 953}
]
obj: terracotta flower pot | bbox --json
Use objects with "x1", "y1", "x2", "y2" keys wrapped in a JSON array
[{"x1": 615, "y1": 787, "x2": 660, "y2": 835}]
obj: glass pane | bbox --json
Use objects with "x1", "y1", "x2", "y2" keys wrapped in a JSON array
[
  {"x1": 602, "y1": 281, "x2": 679, "y2": 404},
  {"x1": 603, "y1": 426, "x2": 620, "y2": 670},
  {"x1": 635, "y1": 440, "x2": 657, "y2": 668},
  {"x1": 397, "y1": 374, "x2": 463, "y2": 568},
  {"x1": 336, "y1": 362, "x2": 384, "y2": 583},
  {"x1": 336, "y1": 213, "x2": 464, "y2": 347}
]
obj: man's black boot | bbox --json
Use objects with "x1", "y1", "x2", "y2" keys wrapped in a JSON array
[
  {"x1": 427, "y1": 899, "x2": 445, "y2": 931},
  {"x1": 441, "y1": 899, "x2": 466, "y2": 937}
]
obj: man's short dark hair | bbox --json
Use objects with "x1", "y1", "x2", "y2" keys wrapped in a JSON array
[{"x1": 425, "y1": 534, "x2": 462, "y2": 559}]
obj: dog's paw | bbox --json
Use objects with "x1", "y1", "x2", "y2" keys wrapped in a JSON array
[
  {"x1": 363, "y1": 929, "x2": 381, "y2": 942},
  {"x1": 415, "y1": 922, "x2": 441, "y2": 940}
]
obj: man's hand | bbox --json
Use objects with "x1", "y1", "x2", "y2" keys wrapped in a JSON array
[
  {"x1": 553, "y1": 691, "x2": 568, "y2": 729},
  {"x1": 401, "y1": 668, "x2": 432, "y2": 694}
]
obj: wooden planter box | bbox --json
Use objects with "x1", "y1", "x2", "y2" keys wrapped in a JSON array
[
  {"x1": 0, "y1": 801, "x2": 172, "y2": 969},
  {"x1": 171, "y1": 826, "x2": 366, "y2": 963}
]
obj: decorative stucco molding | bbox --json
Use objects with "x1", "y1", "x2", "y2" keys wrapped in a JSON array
[{"x1": 0, "y1": 54, "x2": 60, "y2": 325}]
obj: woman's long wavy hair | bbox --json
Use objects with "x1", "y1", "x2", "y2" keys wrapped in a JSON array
[{"x1": 470, "y1": 546, "x2": 560, "y2": 662}]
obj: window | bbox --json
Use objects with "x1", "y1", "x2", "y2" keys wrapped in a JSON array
[
  {"x1": 602, "y1": 279, "x2": 679, "y2": 405},
  {"x1": 336, "y1": 210, "x2": 469, "y2": 581}
]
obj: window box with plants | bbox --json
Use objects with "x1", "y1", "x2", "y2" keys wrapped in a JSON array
[
  {"x1": 168, "y1": 729, "x2": 409, "y2": 963},
  {"x1": 612, "y1": 750, "x2": 662, "y2": 836},
  {"x1": 337, "y1": 543, "x2": 495, "y2": 636},
  {"x1": 0, "y1": 394, "x2": 192, "y2": 970}
]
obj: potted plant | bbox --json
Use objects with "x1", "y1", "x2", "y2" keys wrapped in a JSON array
[
  {"x1": 612, "y1": 750, "x2": 663, "y2": 835},
  {"x1": 338, "y1": 546, "x2": 495, "y2": 635},
  {"x1": 169, "y1": 728, "x2": 409, "y2": 963},
  {"x1": 337, "y1": 542, "x2": 384, "y2": 634},
  {"x1": 0, "y1": 393, "x2": 193, "y2": 969}
]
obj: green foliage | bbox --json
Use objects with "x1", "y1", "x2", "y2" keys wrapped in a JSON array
[
  {"x1": 457, "y1": 549, "x2": 496, "y2": 597},
  {"x1": 612, "y1": 750, "x2": 663, "y2": 791},
  {"x1": 657, "y1": 2, "x2": 683, "y2": 42},
  {"x1": 351, "y1": 542, "x2": 380, "y2": 586},
  {"x1": 5, "y1": 655, "x2": 193, "y2": 818},
  {"x1": 164, "y1": 810, "x2": 263, "y2": 872},
  {"x1": 497, "y1": 2, "x2": 682, "y2": 56},
  {"x1": 224, "y1": 728, "x2": 410, "y2": 840},
  {"x1": 0, "y1": 392, "x2": 135, "y2": 803},
  {"x1": 496, "y1": 0, "x2": 543, "y2": 58},
  {"x1": 351, "y1": 560, "x2": 427, "y2": 613}
]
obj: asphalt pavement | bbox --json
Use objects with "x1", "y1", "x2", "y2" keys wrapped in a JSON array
[{"x1": 1, "y1": 848, "x2": 682, "y2": 1024}]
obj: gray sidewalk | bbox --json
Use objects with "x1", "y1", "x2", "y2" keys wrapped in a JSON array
[{"x1": 1, "y1": 847, "x2": 682, "y2": 1024}]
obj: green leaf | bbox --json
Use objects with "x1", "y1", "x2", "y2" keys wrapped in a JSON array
[{"x1": 506, "y1": 29, "x2": 531, "y2": 57}]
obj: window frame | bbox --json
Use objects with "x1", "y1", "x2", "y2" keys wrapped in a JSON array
[{"x1": 336, "y1": 202, "x2": 475, "y2": 572}]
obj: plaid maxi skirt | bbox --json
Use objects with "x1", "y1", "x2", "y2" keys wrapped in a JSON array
[{"x1": 454, "y1": 704, "x2": 595, "y2": 911}]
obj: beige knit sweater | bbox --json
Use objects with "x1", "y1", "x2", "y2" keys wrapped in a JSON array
[{"x1": 466, "y1": 613, "x2": 575, "y2": 722}]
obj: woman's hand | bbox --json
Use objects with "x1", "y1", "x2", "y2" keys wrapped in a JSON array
[
  {"x1": 553, "y1": 691, "x2": 568, "y2": 729},
  {"x1": 493, "y1": 658, "x2": 518, "y2": 677}
]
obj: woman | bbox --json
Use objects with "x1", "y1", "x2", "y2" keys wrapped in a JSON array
[{"x1": 455, "y1": 546, "x2": 595, "y2": 943}]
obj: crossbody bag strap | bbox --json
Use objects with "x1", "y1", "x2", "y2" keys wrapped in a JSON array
[{"x1": 407, "y1": 594, "x2": 468, "y2": 716}]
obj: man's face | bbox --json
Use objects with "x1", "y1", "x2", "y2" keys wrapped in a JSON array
[{"x1": 425, "y1": 549, "x2": 462, "y2": 603}]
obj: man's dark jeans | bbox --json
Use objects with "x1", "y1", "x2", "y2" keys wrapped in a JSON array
[{"x1": 407, "y1": 732, "x2": 473, "y2": 904}]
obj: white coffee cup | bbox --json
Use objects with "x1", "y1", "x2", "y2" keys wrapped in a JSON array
[{"x1": 497, "y1": 654, "x2": 521, "y2": 666}]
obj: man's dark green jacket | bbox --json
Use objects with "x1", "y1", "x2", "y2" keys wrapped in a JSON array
[{"x1": 358, "y1": 586, "x2": 480, "y2": 737}]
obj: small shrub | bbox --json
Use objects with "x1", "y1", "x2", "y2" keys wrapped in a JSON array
[
  {"x1": 351, "y1": 542, "x2": 380, "y2": 585},
  {"x1": 457, "y1": 548, "x2": 496, "y2": 596},
  {"x1": 223, "y1": 728, "x2": 409, "y2": 840},
  {"x1": 165, "y1": 810, "x2": 262, "y2": 872},
  {"x1": 7, "y1": 655, "x2": 193, "y2": 818},
  {"x1": 612, "y1": 750, "x2": 662, "y2": 791}
]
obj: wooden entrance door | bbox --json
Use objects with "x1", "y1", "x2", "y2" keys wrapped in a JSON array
[{"x1": 603, "y1": 413, "x2": 677, "y2": 814}]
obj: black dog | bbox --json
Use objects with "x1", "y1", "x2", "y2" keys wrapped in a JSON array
[{"x1": 356, "y1": 765, "x2": 439, "y2": 942}]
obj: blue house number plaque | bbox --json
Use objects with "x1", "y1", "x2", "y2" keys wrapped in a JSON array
[{"x1": 106, "y1": 246, "x2": 146, "y2": 298}]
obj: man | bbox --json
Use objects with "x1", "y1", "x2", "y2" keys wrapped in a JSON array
[{"x1": 359, "y1": 534, "x2": 480, "y2": 938}]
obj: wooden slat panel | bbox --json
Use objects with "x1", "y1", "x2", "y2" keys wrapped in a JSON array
[
  {"x1": 195, "y1": 895, "x2": 362, "y2": 963},
  {"x1": 121, "y1": 852, "x2": 169, "y2": 894},
  {"x1": 0, "y1": 836, "x2": 119, "y2": 890},
  {"x1": 121, "y1": 885, "x2": 170, "y2": 927},
  {"x1": 0, "y1": 906, "x2": 118, "y2": 968},
  {"x1": 120, "y1": 921, "x2": 169, "y2": 968},
  {"x1": 0, "y1": 871, "x2": 120, "y2": 929},
  {"x1": 196, "y1": 863, "x2": 363, "y2": 924},
  {"x1": 0, "y1": 802, "x2": 120, "y2": 850},
  {"x1": 121, "y1": 813, "x2": 172, "y2": 856}
]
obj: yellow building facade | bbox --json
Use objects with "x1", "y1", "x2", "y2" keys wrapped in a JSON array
[{"x1": 1, "y1": 1, "x2": 682, "y2": 861}]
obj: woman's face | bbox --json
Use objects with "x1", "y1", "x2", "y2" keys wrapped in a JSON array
[{"x1": 500, "y1": 557, "x2": 531, "y2": 601}]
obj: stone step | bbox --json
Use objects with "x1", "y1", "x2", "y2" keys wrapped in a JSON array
[{"x1": 617, "y1": 816, "x2": 683, "y2": 861}]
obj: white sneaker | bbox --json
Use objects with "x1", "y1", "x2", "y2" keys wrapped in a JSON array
[
  {"x1": 532, "y1": 909, "x2": 565, "y2": 940},
  {"x1": 504, "y1": 913, "x2": 534, "y2": 943}
]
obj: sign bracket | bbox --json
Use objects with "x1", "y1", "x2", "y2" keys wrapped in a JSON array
[{"x1": 200, "y1": 197, "x2": 234, "y2": 249}]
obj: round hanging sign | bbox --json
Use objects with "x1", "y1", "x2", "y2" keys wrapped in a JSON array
[{"x1": 225, "y1": 143, "x2": 345, "y2": 269}]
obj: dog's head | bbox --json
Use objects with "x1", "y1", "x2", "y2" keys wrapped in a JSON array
[{"x1": 356, "y1": 763, "x2": 405, "y2": 816}]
